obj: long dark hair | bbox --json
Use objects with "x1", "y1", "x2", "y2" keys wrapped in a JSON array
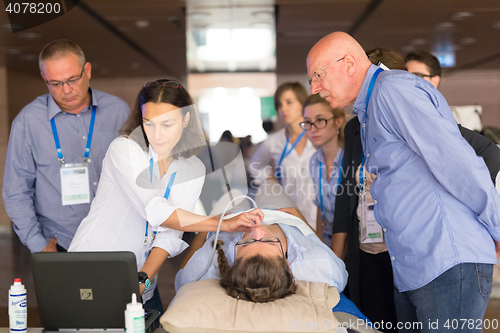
[
  {"x1": 214, "y1": 240, "x2": 297, "y2": 303},
  {"x1": 120, "y1": 79, "x2": 206, "y2": 159}
]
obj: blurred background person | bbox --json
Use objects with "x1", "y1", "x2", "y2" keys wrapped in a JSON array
[
  {"x1": 405, "y1": 50, "x2": 500, "y2": 190},
  {"x1": 249, "y1": 82, "x2": 318, "y2": 230}
]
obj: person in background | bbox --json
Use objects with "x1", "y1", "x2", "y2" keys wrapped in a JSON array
[
  {"x1": 262, "y1": 119, "x2": 274, "y2": 134},
  {"x1": 404, "y1": 51, "x2": 441, "y2": 88},
  {"x1": 249, "y1": 82, "x2": 318, "y2": 230},
  {"x1": 308, "y1": 32, "x2": 499, "y2": 332},
  {"x1": 69, "y1": 79, "x2": 263, "y2": 313},
  {"x1": 405, "y1": 50, "x2": 500, "y2": 189},
  {"x1": 301, "y1": 94, "x2": 345, "y2": 246},
  {"x1": 2, "y1": 39, "x2": 130, "y2": 253},
  {"x1": 219, "y1": 130, "x2": 237, "y2": 144}
]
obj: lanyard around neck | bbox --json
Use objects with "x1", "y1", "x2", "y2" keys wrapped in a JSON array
[
  {"x1": 360, "y1": 68, "x2": 383, "y2": 189},
  {"x1": 146, "y1": 160, "x2": 177, "y2": 238},
  {"x1": 49, "y1": 103, "x2": 97, "y2": 165},
  {"x1": 149, "y1": 157, "x2": 177, "y2": 199},
  {"x1": 277, "y1": 130, "x2": 305, "y2": 185}
]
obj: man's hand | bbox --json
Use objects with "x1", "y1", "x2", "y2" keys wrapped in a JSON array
[
  {"x1": 41, "y1": 238, "x2": 58, "y2": 252},
  {"x1": 495, "y1": 240, "x2": 500, "y2": 259},
  {"x1": 139, "y1": 282, "x2": 145, "y2": 295}
]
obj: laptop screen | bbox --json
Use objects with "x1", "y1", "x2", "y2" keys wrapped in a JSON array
[{"x1": 32, "y1": 251, "x2": 141, "y2": 330}]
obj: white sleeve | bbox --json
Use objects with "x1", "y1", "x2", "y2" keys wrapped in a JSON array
[
  {"x1": 104, "y1": 138, "x2": 176, "y2": 222},
  {"x1": 152, "y1": 159, "x2": 206, "y2": 257},
  {"x1": 248, "y1": 138, "x2": 275, "y2": 185}
]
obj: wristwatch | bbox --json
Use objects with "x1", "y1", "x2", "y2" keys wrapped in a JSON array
[{"x1": 138, "y1": 271, "x2": 151, "y2": 291}]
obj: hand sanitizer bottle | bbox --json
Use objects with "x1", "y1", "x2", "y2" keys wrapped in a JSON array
[{"x1": 124, "y1": 293, "x2": 145, "y2": 333}]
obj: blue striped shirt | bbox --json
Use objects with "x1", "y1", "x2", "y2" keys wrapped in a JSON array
[
  {"x1": 353, "y1": 65, "x2": 500, "y2": 291},
  {"x1": 2, "y1": 89, "x2": 129, "y2": 252}
]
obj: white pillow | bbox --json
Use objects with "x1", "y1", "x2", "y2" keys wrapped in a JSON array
[{"x1": 161, "y1": 279, "x2": 342, "y2": 333}]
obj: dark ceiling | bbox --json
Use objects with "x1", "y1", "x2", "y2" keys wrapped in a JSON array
[{"x1": 1, "y1": 0, "x2": 499, "y2": 79}]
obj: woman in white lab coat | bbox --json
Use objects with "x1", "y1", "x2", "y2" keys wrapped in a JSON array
[{"x1": 69, "y1": 79, "x2": 263, "y2": 312}]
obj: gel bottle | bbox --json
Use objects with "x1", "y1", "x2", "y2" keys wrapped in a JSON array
[
  {"x1": 9, "y1": 278, "x2": 27, "y2": 333},
  {"x1": 124, "y1": 293, "x2": 145, "y2": 333}
]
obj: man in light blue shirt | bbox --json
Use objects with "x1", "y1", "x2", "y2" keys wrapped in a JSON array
[
  {"x1": 2, "y1": 40, "x2": 129, "y2": 253},
  {"x1": 307, "y1": 32, "x2": 500, "y2": 332}
]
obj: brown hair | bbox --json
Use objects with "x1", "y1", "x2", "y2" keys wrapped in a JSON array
[
  {"x1": 39, "y1": 39, "x2": 86, "y2": 71},
  {"x1": 274, "y1": 82, "x2": 308, "y2": 112},
  {"x1": 366, "y1": 48, "x2": 407, "y2": 71},
  {"x1": 302, "y1": 93, "x2": 346, "y2": 148},
  {"x1": 215, "y1": 240, "x2": 297, "y2": 303},
  {"x1": 404, "y1": 50, "x2": 441, "y2": 77},
  {"x1": 119, "y1": 80, "x2": 206, "y2": 159}
]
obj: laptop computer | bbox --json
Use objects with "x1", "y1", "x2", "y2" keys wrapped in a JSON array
[{"x1": 32, "y1": 251, "x2": 160, "y2": 332}]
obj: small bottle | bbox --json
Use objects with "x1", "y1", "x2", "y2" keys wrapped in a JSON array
[
  {"x1": 9, "y1": 278, "x2": 27, "y2": 333},
  {"x1": 124, "y1": 293, "x2": 145, "y2": 333}
]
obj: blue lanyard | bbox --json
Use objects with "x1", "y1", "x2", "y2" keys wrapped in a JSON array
[
  {"x1": 49, "y1": 103, "x2": 97, "y2": 164},
  {"x1": 277, "y1": 130, "x2": 305, "y2": 185},
  {"x1": 145, "y1": 166, "x2": 177, "y2": 238},
  {"x1": 359, "y1": 155, "x2": 366, "y2": 192},
  {"x1": 149, "y1": 158, "x2": 154, "y2": 183},
  {"x1": 148, "y1": 157, "x2": 177, "y2": 198},
  {"x1": 360, "y1": 68, "x2": 383, "y2": 188},
  {"x1": 361, "y1": 68, "x2": 383, "y2": 144},
  {"x1": 318, "y1": 156, "x2": 344, "y2": 221}
]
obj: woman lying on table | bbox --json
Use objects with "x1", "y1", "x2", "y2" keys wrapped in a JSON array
[{"x1": 175, "y1": 207, "x2": 348, "y2": 302}]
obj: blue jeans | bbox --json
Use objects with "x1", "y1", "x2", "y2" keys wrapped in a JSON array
[{"x1": 393, "y1": 263, "x2": 493, "y2": 333}]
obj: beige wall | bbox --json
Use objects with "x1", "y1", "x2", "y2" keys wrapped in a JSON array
[
  {"x1": 0, "y1": 67, "x2": 10, "y2": 232},
  {"x1": 7, "y1": 70, "x2": 47, "y2": 124},
  {"x1": 440, "y1": 70, "x2": 500, "y2": 128}
]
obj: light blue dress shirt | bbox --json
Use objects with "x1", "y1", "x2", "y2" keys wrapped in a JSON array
[
  {"x1": 3, "y1": 89, "x2": 129, "y2": 252},
  {"x1": 175, "y1": 215, "x2": 348, "y2": 293},
  {"x1": 309, "y1": 147, "x2": 344, "y2": 243},
  {"x1": 353, "y1": 65, "x2": 500, "y2": 292}
]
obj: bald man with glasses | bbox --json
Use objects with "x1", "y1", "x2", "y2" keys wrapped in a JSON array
[
  {"x1": 3, "y1": 39, "x2": 130, "y2": 253},
  {"x1": 307, "y1": 32, "x2": 500, "y2": 332}
]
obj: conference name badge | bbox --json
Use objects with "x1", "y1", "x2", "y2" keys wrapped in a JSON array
[
  {"x1": 359, "y1": 192, "x2": 384, "y2": 243},
  {"x1": 60, "y1": 163, "x2": 90, "y2": 206}
]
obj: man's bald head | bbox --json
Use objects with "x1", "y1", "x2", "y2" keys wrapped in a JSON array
[
  {"x1": 308, "y1": 32, "x2": 367, "y2": 66},
  {"x1": 307, "y1": 32, "x2": 372, "y2": 109}
]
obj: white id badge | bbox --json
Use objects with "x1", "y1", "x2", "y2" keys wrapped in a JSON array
[
  {"x1": 60, "y1": 163, "x2": 90, "y2": 206},
  {"x1": 360, "y1": 192, "x2": 384, "y2": 243}
]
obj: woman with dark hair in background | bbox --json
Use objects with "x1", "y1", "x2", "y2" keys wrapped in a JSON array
[{"x1": 69, "y1": 79, "x2": 263, "y2": 312}]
